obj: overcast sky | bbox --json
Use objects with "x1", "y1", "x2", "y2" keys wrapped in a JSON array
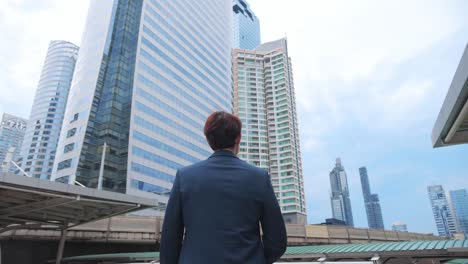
[{"x1": 1, "y1": 0, "x2": 468, "y2": 234}]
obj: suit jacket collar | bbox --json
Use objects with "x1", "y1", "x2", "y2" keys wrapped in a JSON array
[{"x1": 209, "y1": 149, "x2": 238, "y2": 159}]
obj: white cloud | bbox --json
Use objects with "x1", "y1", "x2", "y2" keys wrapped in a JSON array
[
  {"x1": 249, "y1": 0, "x2": 468, "y2": 150},
  {"x1": 0, "y1": 0, "x2": 89, "y2": 118}
]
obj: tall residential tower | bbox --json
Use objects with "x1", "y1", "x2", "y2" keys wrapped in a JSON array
[
  {"x1": 329, "y1": 158, "x2": 354, "y2": 226},
  {"x1": 233, "y1": 38, "x2": 306, "y2": 224},
  {"x1": 19, "y1": 40, "x2": 79, "y2": 179},
  {"x1": 51, "y1": 0, "x2": 233, "y2": 207},
  {"x1": 359, "y1": 167, "x2": 385, "y2": 229},
  {"x1": 427, "y1": 185, "x2": 458, "y2": 237},
  {"x1": 232, "y1": 0, "x2": 260, "y2": 49}
]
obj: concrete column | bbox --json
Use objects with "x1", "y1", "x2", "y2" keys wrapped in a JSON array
[
  {"x1": 346, "y1": 227, "x2": 351, "y2": 243},
  {"x1": 56, "y1": 223, "x2": 69, "y2": 264},
  {"x1": 105, "y1": 217, "x2": 112, "y2": 242},
  {"x1": 155, "y1": 217, "x2": 161, "y2": 242}
]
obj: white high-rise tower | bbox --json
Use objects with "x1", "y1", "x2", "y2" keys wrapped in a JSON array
[
  {"x1": 19, "y1": 40, "x2": 78, "y2": 179},
  {"x1": 233, "y1": 38, "x2": 306, "y2": 224}
]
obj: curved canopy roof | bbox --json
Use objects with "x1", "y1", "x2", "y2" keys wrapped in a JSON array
[
  {"x1": 60, "y1": 240, "x2": 468, "y2": 263},
  {"x1": 0, "y1": 172, "x2": 159, "y2": 232}
]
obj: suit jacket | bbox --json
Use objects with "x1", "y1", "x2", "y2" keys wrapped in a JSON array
[{"x1": 160, "y1": 150, "x2": 287, "y2": 264}]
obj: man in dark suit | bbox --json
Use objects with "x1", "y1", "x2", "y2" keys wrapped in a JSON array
[{"x1": 160, "y1": 111, "x2": 287, "y2": 263}]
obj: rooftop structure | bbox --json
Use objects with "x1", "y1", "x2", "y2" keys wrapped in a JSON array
[
  {"x1": 432, "y1": 44, "x2": 468, "y2": 147},
  {"x1": 59, "y1": 240, "x2": 468, "y2": 263},
  {"x1": 0, "y1": 171, "x2": 158, "y2": 263}
]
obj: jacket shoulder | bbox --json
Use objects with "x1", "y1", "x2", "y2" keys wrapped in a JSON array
[
  {"x1": 237, "y1": 158, "x2": 269, "y2": 178},
  {"x1": 177, "y1": 159, "x2": 209, "y2": 175}
]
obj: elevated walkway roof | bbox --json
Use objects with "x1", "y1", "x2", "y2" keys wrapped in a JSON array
[
  {"x1": 0, "y1": 172, "x2": 159, "y2": 233},
  {"x1": 59, "y1": 240, "x2": 468, "y2": 263},
  {"x1": 432, "y1": 43, "x2": 468, "y2": 147}
]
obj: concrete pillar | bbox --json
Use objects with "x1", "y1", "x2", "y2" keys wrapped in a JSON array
[
  {"x1": 346, "y1": 227, "x2": 351, "y2": 243},
  {"x1": 56, "y1": 223, "x2": 69, "y2": 264},
  {"x1": 105, "y1": 217, "x2": 112, "y2": 242}
]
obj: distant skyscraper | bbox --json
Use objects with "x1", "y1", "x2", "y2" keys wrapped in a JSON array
[
  {"x1": 449, "y1": 189, "x2": 468, "y2": 235},
  {"x1": 51, "y1": 0, "x2": 232, "y2": 206},
  {"x1": 232, "y1": 0, "x2": 260, "y2": 49},
  {"x1": 19, "y1": 40, "x2": 78, "y2": 179},
  {"x1": 329, "y1": 158, "x2": 354, "y2": 227},
  {"x1": 391, "y1": 221, "x2": 408, "y2": 232},
  {"x1": 233, "y1": 38, "x2": 306, "y2": 224},
  {"x1": 427, "y1": 185, "x2": 458, "y2": 237},
  {"x1": 0, "y1": 113, "x2": 27, "y2": 172},
  {"x1": 359, "y1": 167, "x2": 384, "y2": 230}
]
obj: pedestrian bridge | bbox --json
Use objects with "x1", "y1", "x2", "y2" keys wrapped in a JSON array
[{"x1": 1, "y1": 215, "x2": 442, "y2": 246}]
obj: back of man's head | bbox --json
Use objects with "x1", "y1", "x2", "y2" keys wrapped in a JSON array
[{"x1": 204, "y1": 111, "x2": 242, "y2": 151}]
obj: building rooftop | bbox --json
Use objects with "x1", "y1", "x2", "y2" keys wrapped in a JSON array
[
  {"x1": 0, "y1": 172, "x2": 160, "y2": 232},
  {"x1": 59, "y1": 240, "x2": 468, "y2": 263},
  {"x1": 432, "y1": 43, "x2": 468, "y2": 147}
]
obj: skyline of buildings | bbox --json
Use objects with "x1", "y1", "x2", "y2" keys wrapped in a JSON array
[
  {"x1": 359, "y1": 166, "x2": 385, "y2": 230},
  {"x1": 18, "y1": 40, "x2": 79, "y2": 180},
  {"x1": 329, "y1": 158, "x2": 354, "y2": 227},
  {"x1": 427, "y1": 185, "x2": 458, "y2": 237},
  {"x1": 233, "y1": 38, "x2": 306, "y2": 224},
  {"x1": 0, "y1": 113, "x2": 27, "y2": 173},
  {"x1": 50, "y1": 0, "x2": 233, "y2": 208},
  {"x1": 0, "y1": 1, "x2": 466, "y2": 235},
  {"x1": 232, "y1": 0, "x2": 260, "y2": 49}
]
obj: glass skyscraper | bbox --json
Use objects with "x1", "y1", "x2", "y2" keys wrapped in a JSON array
[
  {"x1": 0, "y1": 113, "x2": 27, "y2": 172},
  {"x1": 359, "y1": 167, "x2": 385, "y2": 230},
  {"x1": 51, "y1": 0, "x2": 232, "y2": 207},
  {"x1": 19, "y1": 40, "x2": 79, "y2": 179},
  {"x1": 450, "y1": 189, "x2": 468, "y2": 235},
  {"x1": 329, "y1": 158, "x2": 354, "y2": 227},
  {"x1": 427, "y1": 185, "x2": 458, "y2": 237},
  {"x1": 232, "y1": 0, "x2": 260, "y2": 49},
  {"x1": 233, "y1": 38, "x2": 306, "y2": 224}
]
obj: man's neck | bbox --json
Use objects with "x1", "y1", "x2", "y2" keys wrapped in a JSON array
[{"x1": 219, "y1": 147, "x2": 238, "y2": 155}]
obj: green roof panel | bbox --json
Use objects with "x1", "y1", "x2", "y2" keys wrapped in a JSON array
[{"x1": 63, "y1": 240, "x2": 468, "y2": 262}]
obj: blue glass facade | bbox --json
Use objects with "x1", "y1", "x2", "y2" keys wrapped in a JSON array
[
  {"x1": 450, "y1": 189, "x2": 468, "y2": 235},
  {"x1": 330, "y1": 158, "x2": 354, "y2": 227},
  {"x1": 428, "y1": 185, "x2": 458, "y2": 237},
  {"x1": 359, "y1": 167, "x2": 385, "y2": 230},
  {"x1": 52, "y1": 0, "x2": 233, "y2": 206},
  {"x1": 232, "y1": 0, "x2": 260, "y2": 49}
]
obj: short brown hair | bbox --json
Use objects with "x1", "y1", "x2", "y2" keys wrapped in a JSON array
[{"x1": 204, "y1": 111, "x2": 242, "y2": 151}]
